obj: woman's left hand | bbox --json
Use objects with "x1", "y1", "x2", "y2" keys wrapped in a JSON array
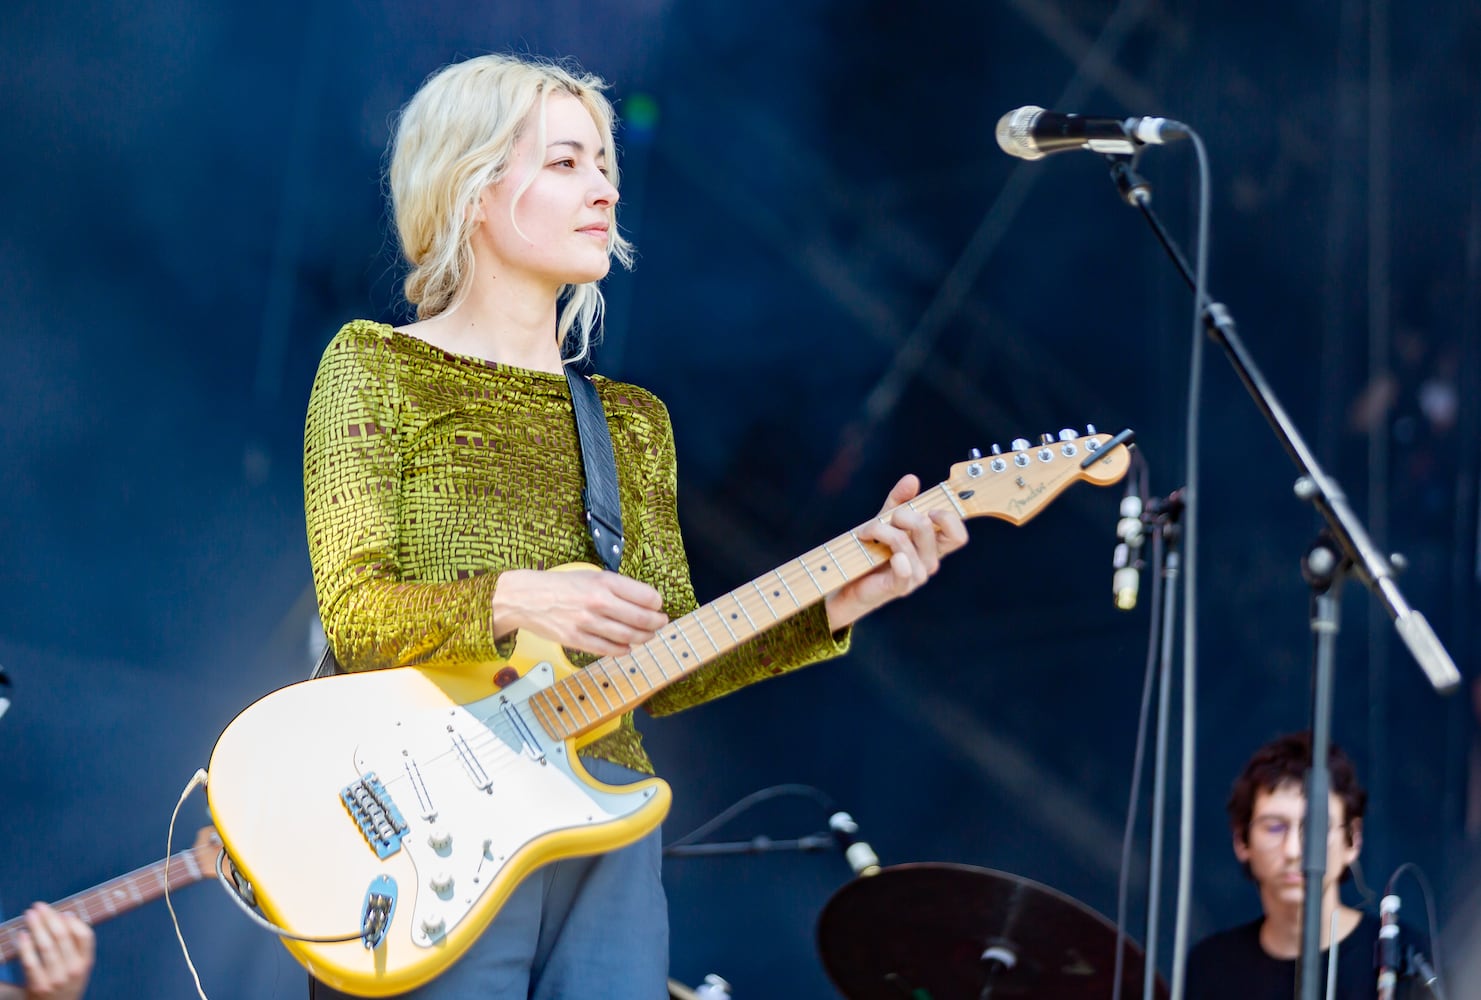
[{"x1": 824, "y1": 474, "x2": 969, "y2": 631}]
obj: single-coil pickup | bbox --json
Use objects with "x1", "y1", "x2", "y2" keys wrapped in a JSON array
[
  {"x1": 341, "y1": 772, "x2": 409, "y2": 859},
  {"x1": 500, "y1": 700, "x2": 545, "y2": 762},
  {"x1": 451, "y1": 731, "x2": 492, "y2": 791}
]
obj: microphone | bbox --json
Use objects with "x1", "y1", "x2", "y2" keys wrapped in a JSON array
[
  {"x1": 1376, "y1": 893, "x2": 1401, "y2": 1000},
  {"x1": 996, "y1": 106, "x2": 1188, "y2": 161},
  {"x1": 1113, "y1": 480, "x2": 1145, "y2": 611},
  {"x1": 828, "y1": 811, "x2": 881, "y2": 877},
  {"x1": 1406, "y1": 947, "x2": 1440, "y2": 996}
]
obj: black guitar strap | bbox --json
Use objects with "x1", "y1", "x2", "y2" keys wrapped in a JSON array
[
  {"x1": 312, "y1": 366, "x2": 625, "y2": 681},
  {"x1": 563, "y1": 365, "x2": 626, "y2": 573}
]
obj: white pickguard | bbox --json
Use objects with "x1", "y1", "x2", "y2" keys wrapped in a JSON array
[{"x1": 349, "y1": 663, "x2": 660, "y2": 946}]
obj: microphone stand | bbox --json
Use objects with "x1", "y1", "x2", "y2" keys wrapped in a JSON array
[
  {"x1": 1101, "y1": 154, "x2": 1460, "y2": 1000},
  {"x1": 1140, "y1": 489, "x2": 1185, "y2": 1000}
]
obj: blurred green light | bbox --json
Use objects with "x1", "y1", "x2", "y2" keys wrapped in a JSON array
[{"x1": 624, "y1": 92, "x2": 660, "y2": 132}]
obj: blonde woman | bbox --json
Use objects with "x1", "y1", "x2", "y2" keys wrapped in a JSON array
[{"x1": 304, "y1": 53, "x2": 967, "y2": 998}]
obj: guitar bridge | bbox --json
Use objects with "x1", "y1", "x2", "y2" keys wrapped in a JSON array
[{"x1": 341, "y1": 772, "x2": 409, "y2": 859}]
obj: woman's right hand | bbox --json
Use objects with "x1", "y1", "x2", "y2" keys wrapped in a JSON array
[{"x1": 491, "y1": 568, "x2": 668, "y2": 656}]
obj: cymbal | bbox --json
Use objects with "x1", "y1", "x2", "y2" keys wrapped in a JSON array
[{"x1": 817, "y1": 862, "x2": 1169, "y2": 1000}]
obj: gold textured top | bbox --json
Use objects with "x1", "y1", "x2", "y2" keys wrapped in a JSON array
[{"x1": 303, "y1": 320, "x2": 849, "y2": 772}]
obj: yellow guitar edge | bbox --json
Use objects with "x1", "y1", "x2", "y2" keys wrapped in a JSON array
[{"x1": 250, "y1": 769, "x2": 672, "y2": 997}]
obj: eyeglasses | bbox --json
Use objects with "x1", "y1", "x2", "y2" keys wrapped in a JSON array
[{"x1": 1249, "y1": 817, "x2": 1350, "y2": 845}]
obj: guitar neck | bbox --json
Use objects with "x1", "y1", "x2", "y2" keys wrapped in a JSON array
[
  {"x1": 0, "y1": 846, "x2": 212, "y2": 963},
  {"x1": 527, "y1": 481, "x2": 965, "y2": 741}
]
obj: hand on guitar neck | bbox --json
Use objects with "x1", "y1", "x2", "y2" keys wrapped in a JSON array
[
  {"x1": 822, "y1": 473, "x2": 970, "y2": 631},
  {"x1": 0, "y1": 826, "x2": 220, "y2": 1000},
  {"x1": 0, "y1": 903, "x2": 93, "y2": 1000}
]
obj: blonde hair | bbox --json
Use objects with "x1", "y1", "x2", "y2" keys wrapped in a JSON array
[{"x1": 388, "y1": 54, "x2": 634, "y2": 361}]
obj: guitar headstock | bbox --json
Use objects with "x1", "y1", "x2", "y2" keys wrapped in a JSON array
[{"x1": 944, "y1": 428, "x2": 1131, "y2": 526}]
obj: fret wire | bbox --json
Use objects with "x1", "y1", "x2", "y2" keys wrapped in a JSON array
[
  {"x1": 848, "y1": 529, "x2": 876, "y2": 565},
  {"x1": 619, "y1": 646, "x2": 660, "y2": 694},
  {"x1": 576, "y1": 669, "x2": 614, "y2": 715},
  {"x1": 820, "y1": 540, "x2": 854, "y2": 583},
  {"x1": 576, "y1": 675, "x2": 605, "y2": 722},
  {"x1": 798, "y1": 554, "x2": 824, "y2": 595},
  {"x1": 669, "y1": 620, "x2": 704, "y2": 662},
  {"x1": 537, "y1": 689, "x2": 573, "y2": 738},
  {"x1": 641, "y1": 640, "x2": 675, "y2": 680},
  {"x1": 556, "y1": 677, "x2": 597, "y2": 727},
  {"x1": 689, "y1": 610, "x2": 721, "y2": 654},
  {"x1": 586, "y1": 665, "x2": 619, "y2": 712},
  {"x1": 710, "y1": 602, "x2": 740, "y2": 643},
  {"x1": 773, "y1": 569, "x2": 801, "y2": 607},
  {"x1": 612, "y1": 654, "x2": 646, "y2": 700},
  {"x1": 654, "y1": 631, "x2": 687, "y2": 675},
  {"x1": 750, "y1": 581, "x2": 778, "y2": 618},
  {"x1": 528, "y1": 691, "x2": 563, "y2": 739},
  {"x1": 729, "y1": 592, "x2": 759, "y2": 632}
]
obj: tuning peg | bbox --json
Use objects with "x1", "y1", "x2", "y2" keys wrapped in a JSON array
[
  {"x1": 1040, "y1": 433, "x2": 1054, "y2": 445},
  {"x1": 1058, "y1": 428, "x2": 1077, "y2": 441},
  {"x1": 1010, "y1": 438, "x2": 1030, "y2": 452},
  {"x1": 969, "y1": 447, "x2": 982, "y2": 460},
  {"x1": 1085, "y1": 423, "x2": 1098, "y2": 435},
  {"x1": 990, "y1": 443, "x2": 1003, "y2": 456}
]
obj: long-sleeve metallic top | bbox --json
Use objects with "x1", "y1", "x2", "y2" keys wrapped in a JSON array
[{"x1": 303, "y1": 320, "x2": 849, "y2": 772}]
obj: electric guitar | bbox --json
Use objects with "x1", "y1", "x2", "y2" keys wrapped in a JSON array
[
  {"x1": 205, "y1": 431, "x2": 1130, "y2": 996},
  {"x1": 0, "y1": 827, "x2": 220, "y2": 964}
]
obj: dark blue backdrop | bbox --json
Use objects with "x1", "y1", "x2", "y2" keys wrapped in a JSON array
[{"x1": 2, "y1": 1, "x2": 1478, "y2": 997}]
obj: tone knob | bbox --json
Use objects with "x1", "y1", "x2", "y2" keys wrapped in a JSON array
[
  {"x1": 430, "y1": 871, "x2": 454, "y2": 895},
  {"x1": 421, "y1": 913, "x2": 445, "y2": 937},
  {"x1": 427, "y1": 827, "x2": 452, "y2": 851}
]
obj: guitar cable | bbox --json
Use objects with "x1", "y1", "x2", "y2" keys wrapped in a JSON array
[
  {"x1": 166, "y1": 769, "x2": 213, "y2": 1000},
  {"x1": 166, "y1": 769, "x2": 367, "y2": 1000}
]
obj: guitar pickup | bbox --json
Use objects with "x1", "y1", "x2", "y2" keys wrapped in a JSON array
[{"x1": 341, "y1": 772, "x2": 409, "y2": 859}]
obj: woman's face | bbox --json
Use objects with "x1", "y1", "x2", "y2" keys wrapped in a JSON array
[{"x1": 473, "y1": 91, "x2": 619, "y2": 293}]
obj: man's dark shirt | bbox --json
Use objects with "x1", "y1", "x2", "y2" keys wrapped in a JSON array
[{"x1": 1186, "y1": 913, "x2": 1381, "y2": 1000}]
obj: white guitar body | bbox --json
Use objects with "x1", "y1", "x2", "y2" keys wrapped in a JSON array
[{"x1": 207, "y1": 640, "x2": 669, "y2": 996}]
